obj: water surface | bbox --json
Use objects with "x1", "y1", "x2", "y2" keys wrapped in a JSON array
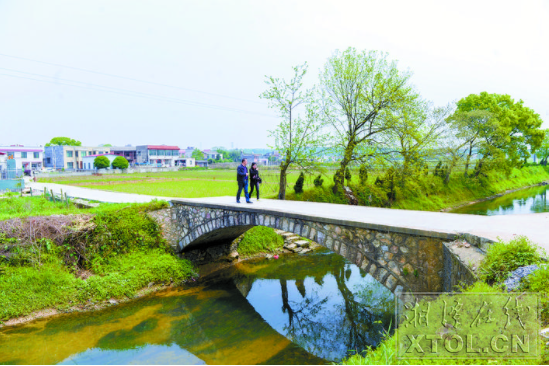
[
  {"x1": 451, "y1": 185, "x2": 549, "y2": 216},
  {"x1": 0, "y1": 249, "x2": 394, "y2": 365}
]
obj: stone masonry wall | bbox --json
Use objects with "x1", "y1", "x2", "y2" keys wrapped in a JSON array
[{"x1": 164, "y1": 203, "x2": 460, "y2": 294}]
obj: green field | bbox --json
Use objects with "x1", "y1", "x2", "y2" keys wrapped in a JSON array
[{"x1": 39, "y1": 169, "x2": 320, "y2": 198}]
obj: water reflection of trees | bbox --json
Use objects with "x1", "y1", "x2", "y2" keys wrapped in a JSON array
[
  {"x1": 454, "y1": 186, "x2": 549, "y2": 215},
  {"x1": 274, "y1": 262, "x2": 394, "y2": 361}
]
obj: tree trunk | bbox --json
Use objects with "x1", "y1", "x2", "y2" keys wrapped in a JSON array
[
  {"x1": 333, "y1": 142, "x2": 355, "y2": 194},
  {"x1": 277, "y1": 163, "x2": 289, "y2": 200},
  {"x1": 464, "y1": 145, "x2": 472, "y2": 177}
]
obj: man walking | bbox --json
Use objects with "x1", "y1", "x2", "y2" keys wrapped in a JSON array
[{"x1": 236, "y1": 158, "x2": 252, "y2": 204}]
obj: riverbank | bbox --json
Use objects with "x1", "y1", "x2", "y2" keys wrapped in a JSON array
[
  {"x1": 342, "y1": 235, "x2": 549, "y2": 365},
  {"x1": 287, "y1": 165, "x2": 549, "y2": 212},
  {"x1": 0, "y1": 198, "x2": 197, "y2": 326}
]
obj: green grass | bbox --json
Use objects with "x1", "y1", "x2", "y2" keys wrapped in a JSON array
[
  {"x1": 237, "y1": 226, "x2": 284, "y2": 256},
  {"x1": 37, "y1": 168, "x2": 312, "y2": 199},
  {"x1": 80, "y1": 179, "x2": 243, "y2": 198},
  {"x1": 0, "y1": 250, "x2": 196, "y2": 320},
  {"x1": 287, "y1": 166, "x2": 549, "y2": 211},
  {"x1": 478, "y1": 236, "x2": 546, "y2": 284},
  {"x1": 0, "y1": 200, "x2": 196, "y2": 321},
  {"x1": 0, "y1": 194, "x2": 162, "y2": 221}
]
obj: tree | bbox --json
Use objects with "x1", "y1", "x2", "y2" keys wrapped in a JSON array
[
  {"x1": 385, "y1": 102, "x2": 451, "y2": 187},
  {"x1": 45, "y1": 137, "x2": 81, "y2": 146},
  {"x1": 294, "y1": 172, "x2": 305, "y2": 194},
  {"x1": 100, "y1": 144, "x2": 112, "y2": 147},
  {"x1": 537, "y1": 130, "x2": 549, "y2": 165},
  {"x1": 94, "y1": 156, "x2": 110, "y2": 169},
  {"x1": 344, "y1": 167, "x2": 352, "y2": 185},
  {"x1": 452, "y1": 92, "x2": 545, "y2": 167},
  {"x1": 446, "y1": 109, "x2": 500, "y2": 176},
  {"x1": 260, "y1": 62, "x2": 327, "y2": 200},
  {"x1": 313, "y1": 174, "x2": 324, "y2": 187},
  {"x1": 317, "y1": 48, "x2": 420, "y2": 193},
  {"x1": 111, "y1": 156, "x2": 129, "y2": 169},
  {"x1": 191, "y1": 149, "x2": 204, "y2": 160}
]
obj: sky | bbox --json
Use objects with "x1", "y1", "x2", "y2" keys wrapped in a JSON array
[{"x1": 0, "y1": 0, "x2": 548, "y2": 149}]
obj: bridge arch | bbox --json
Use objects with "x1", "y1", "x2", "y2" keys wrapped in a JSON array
[{"x1": 151, "y1": 201, "x2": 474, "y2": 295}]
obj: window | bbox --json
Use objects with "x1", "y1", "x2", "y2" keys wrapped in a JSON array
[
  {"x1": 21, "y1": 152, "x2": 27, "y2": 158},
  {"x1": 46, "y1": 158, "x2": 51, "y2": 164},
  {"x1": 67, "y1": 151, "x2": 73, "y2": 158},
  {"x1": 34, "y1": 152, "x2": 39, "y2": 159},
  {"x1": 67, "y1": 162, "x2": 74, "y2": 169},
  {"x1": 81, "y1": 151, "x2": 86, "y2": 157},
  {"x1": 75, "y1": 151, "x2": 79, "y2": 157},
  {"x1": 7, "y1": 152, "x2": 14, "y2": 158}
]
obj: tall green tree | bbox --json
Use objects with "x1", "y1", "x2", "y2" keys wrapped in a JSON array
[
  {"x1": 385, "y1": 102, "x2": 451, "y2": 187},
  {"x1": 317, "y1": 48, "x2": 420, "y2": 193},
  {"x1": 260, "y1": 63, "x2": 327, "y2": 200},
  {"x1": 452, "y1": 92, "x2": 545, "y2": 167},
  {"x1": 446, "y1": 109, "x2": 504, "y2": 176},
  {"x1": 45, "y1": 137, "x2": 82, "y2": 146}
]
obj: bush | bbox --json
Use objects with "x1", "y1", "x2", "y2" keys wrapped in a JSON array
[
  {"x1": 434, "y1": 161, "x2": 443, "y2": 178},
  {"x1": 345, "y1": 167, "x2": 352, "y2": 184},
  {"x1": 359, "y1": 165, "x2": 368, "y2": 185},
  {"x1": 294, "y1": 172, "x2": 305, "y2": 194},
  {"x1": 111, "y1": 156, "x2": 129, "y2": 170},
  {"x1": 313, "y1": 174, "x2": 324, "y2": 187},
  {"x1": 237, "y1": 226, "x2": 284, "y2": 256},
  {"x1": 94, "y1": 156, "x2": 110, "y2": 169},
  {"x1": 478, "y1": 236, "x2": 546, "y2": 284}
]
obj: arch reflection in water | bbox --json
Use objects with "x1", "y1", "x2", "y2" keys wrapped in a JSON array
[{"x1": 0, "y1": 249, "x2": 394, "y2": 365}]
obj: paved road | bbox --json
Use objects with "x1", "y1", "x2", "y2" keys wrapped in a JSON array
[{"x1": 30, "y1": 182, "x2": 549, "y2": 251}]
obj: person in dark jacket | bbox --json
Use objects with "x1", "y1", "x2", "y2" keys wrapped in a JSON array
[
  {"x1": 236, "y1": 158, "x2": 252, "y2": 203},
  {"x1": 249, "y1": 162, "x2": 260, "y2": 200}
]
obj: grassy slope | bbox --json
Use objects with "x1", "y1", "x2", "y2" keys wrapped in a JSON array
[
  {"x1": 286, "y1": 166, "x2": 549, "y2": 211},
  {"x1": 0, "y1": 199, "x2": 197, "y2": 321}
]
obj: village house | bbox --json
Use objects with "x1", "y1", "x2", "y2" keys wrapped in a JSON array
[
  {"x1": 44, "y1": 145, "x2": 111, "y2": 170},
  {"x1": 136, "y1": 145, "x2": 180, "y2": 167},
  {"x1": 0, "y1": 145, "x2": 44, "y2": 171}
]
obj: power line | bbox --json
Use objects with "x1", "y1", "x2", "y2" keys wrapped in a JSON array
[
  {"x1": 0, "y1": 71, "x2": 276, "y2": 118},
  {"x1": 0, "y1": 53, "x2": 266, "y2": 105}
]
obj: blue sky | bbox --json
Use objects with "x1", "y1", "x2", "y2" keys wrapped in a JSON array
[{"x1": 1, "y1": 0, "x2": 547, "y2": 148}]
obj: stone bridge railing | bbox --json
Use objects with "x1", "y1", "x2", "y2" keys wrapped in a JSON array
[{"x1": 151, "y1": 200, "x2": 478, "y2": 296}]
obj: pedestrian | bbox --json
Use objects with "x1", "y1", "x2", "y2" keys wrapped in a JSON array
[
  {"x1": 236, "y1": 158, "x2": 252, "y2": 204},
  {"x1": 249, "y1": 162, "x2": 261, "y2": 200}
]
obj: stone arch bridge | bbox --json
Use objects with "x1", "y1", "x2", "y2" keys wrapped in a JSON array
[{"x1": 149, "y1": 198, "x2": 495, "y2": 295}]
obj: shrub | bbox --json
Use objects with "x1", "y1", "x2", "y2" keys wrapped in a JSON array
[
  {"x1": 237, "y1": 226, "x2": 284, "y2": 256},
  {"x1": 111, "y1": 156, "x2": 129, "y2": 170},
  {"x1": 478, "y1": 236, "x2": 546, "y2": 284},
  {"x1": 313, "y1": 174, "x2": 324, "y2": 187},
  {"x1": 434, "y1": 161, "x2": 443, "y2": 178},
  {"x1": 345, "y1": 167, "x2": 352, "y2": 184},
  {"x1": 94, "y1": 156, "x2": 110, "y2": 169},
  {"x1": 359, "y1": 165, "x2": 368, "y2": 185},
  {"x1": 294, "y1": 172, "x2": 305, "y2": 194}
]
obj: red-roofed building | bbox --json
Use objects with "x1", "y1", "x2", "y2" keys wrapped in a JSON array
[{"x1": 136, "y1": 145, "x2": 180, "y2": 167}]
